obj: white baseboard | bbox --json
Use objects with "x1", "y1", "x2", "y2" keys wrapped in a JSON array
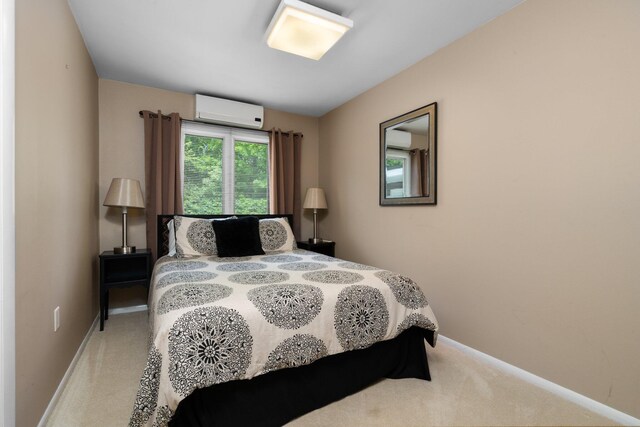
[
  {"x1": 37, "y1": 315, "x2": 99, "y2": 427},
  {"x1": 439, "y1": 335, "x2": 640, "y2": 426},
  {"x1": 108, "y1": 304, "x2": 148, "y2": 316}
]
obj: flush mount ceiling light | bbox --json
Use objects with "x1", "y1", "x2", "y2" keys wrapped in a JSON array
[{"x1": 266, "y1": 0, "x2": 353, "y2": 60}]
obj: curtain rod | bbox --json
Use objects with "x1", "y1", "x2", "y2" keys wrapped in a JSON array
[
  {"x1": 138, "y1": 111, "x2": 303, "y2": 137},
  {"x1": 387, "y1": 147, "x2": 428, "y2": 153}
]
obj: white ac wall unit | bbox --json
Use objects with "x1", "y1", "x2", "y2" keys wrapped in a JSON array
[
  {"x1": 195, "y1": 94, "x2": 264, "y2": 129},
  {"x1": 386, "y1": 129, "x2": 411, "y2": 149}
]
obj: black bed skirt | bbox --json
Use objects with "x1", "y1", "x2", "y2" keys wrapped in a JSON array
[{"x1": 169, "y1": 327, "x2": 435, "y2": 427}]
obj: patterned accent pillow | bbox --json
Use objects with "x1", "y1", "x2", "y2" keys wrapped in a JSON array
[
  {"x1": 259, "y1": 217, "x2": 297, "y2": 253},
  {"x1": 174, "y1": 216, "x2": 236, "y2": 257}
]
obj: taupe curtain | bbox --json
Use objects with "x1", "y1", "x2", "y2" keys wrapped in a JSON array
[
  {"x1": 409, "y1": 149, "x2": 421, "y2": 197},
  {"x1": 142, "y1": 110, "x2": 183, "y2": 260},
  {"x1": 421, "y1": 149, "x2": 430, "y2": 197},
  {"x1": 269, "y1": 129, "x2": 302, "y2": 238},
  {"x1": 410, "y1": 148, "x2": 429, "y2": 197}
]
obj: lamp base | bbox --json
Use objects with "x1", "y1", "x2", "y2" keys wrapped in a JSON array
[
  {"x1": 308, "y1": 238, "x2": 323, "y2": 244},
  {"x1": 114, "y1": 246, "x2": 136, "y2": 254}
]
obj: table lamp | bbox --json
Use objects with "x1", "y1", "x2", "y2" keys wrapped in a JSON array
[
  {"x1": 303, "y1": 187, "x2": 327, "y2": 244},
  {"x1": 103, "y1": 178, "x2": 145, "y2": 254}
]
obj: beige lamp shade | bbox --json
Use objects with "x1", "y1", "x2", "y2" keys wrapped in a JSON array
[
  {"x1": 303, "y1": 187, "x2": 327, "y2": 209},
  {"x1": 103, "y1": 178, "x2": 145, "y2": 208}
]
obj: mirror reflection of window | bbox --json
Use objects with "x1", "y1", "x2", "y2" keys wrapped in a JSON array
[{"x1": 385, "y1": 150, "x2": 411, "y2": 198}]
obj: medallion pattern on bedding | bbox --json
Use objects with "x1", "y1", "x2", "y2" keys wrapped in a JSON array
[
  {"x1": 129, "y1": 346, "x2": 162, "y2": 427},
  {"x1": 303, "y1": 270, "x2": 365, "y2": 284},
  {"x1": 168, "y1": 306, "x2": 253, "y2": 396},
  {"x1": 174, "y1": 216, "x2": 237, "y2": 257},
  {"x1": 247, "y1": 283, "x2": 323, "y2": 329},
  {"x1": 185, "y1": 220, "x2": 217, "y2": 254},
  {"x1": 396, "y1": 313, "x2": 437, "y2": 336},
  {"x1": 278, "y1": 261, "x2": 327, "y2": 271},
  {"x1": 259, "y1": 217, "x2": 297, "y2": 252},
  {"x1": 132, "y1": 251, "x2": 439, "y2": 426},
  {"x1": 261, "y1": 254, "x2": 303, "y2": 263},
  {"x1": 227, "y1": 271, "x2": 290, "y2": 285},
  {"x1": 208, "y1": 255, "x2": 252, "y2": 263},
  {"x1": 338, "y1": 261, "x2": 380, "y2": 271},
  {"x1": 156, "y1": 283, "x2": 232, "y2": 315},
  {"x1": 263, "y1": 334, "x2": 328, "y2": 373},
  {"x1": 216, "y1": 262, "x2": 267, "y2": 272},
  {"x1": 334, "y1": 285, "x2": 389, "y2": 350},
  {"x1": 156, "y1": 271, "x2": 216, "y2": 288},
  {"x1": 174, "y1": 216, "x2": 217, "y2": 257},
  {"x1": 375, "y1": 271, "x2": 428, "y2": 309},
  {"x1": 311, "y1": 254, "x2": 339, "y2": 262},
  {"x1": 152, "y1": 406, "x2": 173, "y2": 427},
  {"x1": 156, "y1": 260, "x2": 208, "y2": 274}
]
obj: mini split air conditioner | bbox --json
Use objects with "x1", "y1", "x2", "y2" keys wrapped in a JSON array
[
  {"x1": 385, "y1": 129, "x2": 411, "y2": 149},
  {"x1": 195, "y1": 94, "x2": 264, "y2": 129}
]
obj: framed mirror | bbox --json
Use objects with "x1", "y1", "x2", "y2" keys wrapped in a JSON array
[{"x1": 380, "y1": 103, "x2": 437, "y2": 206}]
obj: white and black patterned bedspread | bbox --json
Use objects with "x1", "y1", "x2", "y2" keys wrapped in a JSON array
[{"x1": 130, "y1": 249, "x2": 439, "y2": 426}]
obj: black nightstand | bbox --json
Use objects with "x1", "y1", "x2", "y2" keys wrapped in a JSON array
[
  {"x1": 297, "y1": 240, "x2": 335, "y2": 257},
  {"x1": 99, "y1": 249, "x2": 152, "y2": 331}
]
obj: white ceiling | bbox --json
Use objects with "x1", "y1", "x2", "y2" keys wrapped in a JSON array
[{"x1": 68, "y1": 0, "x2": 522, "y2": 117}]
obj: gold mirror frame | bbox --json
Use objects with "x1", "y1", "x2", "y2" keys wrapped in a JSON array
[{"x1": 379, "y1": 102, "x2": 437, "y2": 206}]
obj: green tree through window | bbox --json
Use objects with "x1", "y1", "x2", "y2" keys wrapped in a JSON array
[
  {"x1": 182, "y1": 124, "x2": 269, "y2": 215},
  {"x1": 234, "y1": 141, "x2": 268, "y2": 214},
  {"x1": 183, "y1": 135, "x2": 223, "y2": 214}
]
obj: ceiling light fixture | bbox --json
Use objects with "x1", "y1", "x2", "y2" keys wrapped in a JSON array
[{"x1": 266, "y1": 0, "x2": 353, "y2": 60}]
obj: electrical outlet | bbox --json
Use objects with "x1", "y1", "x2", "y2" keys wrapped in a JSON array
[{"x1": 54, "y1": 306, "x2": 60, "y2": 332}]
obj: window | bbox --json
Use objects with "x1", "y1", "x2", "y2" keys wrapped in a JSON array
[
  {"x1": 181, "y1": 122, "x2": 269, "y2": 215},
  {"x1": 385, "y1": 149, "x2": 411, "y2": 198}
]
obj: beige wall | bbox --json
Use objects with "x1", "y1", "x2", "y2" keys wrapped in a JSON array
[
  {"x1": 15, "y1": 0, "x2": 99, "y2": 425},
  {"x1": 319, "y1": 0, "x2": 640, "y2": 418},
  {"x1": 99, "y1": 79, "x2": 319, "y2": 307}
]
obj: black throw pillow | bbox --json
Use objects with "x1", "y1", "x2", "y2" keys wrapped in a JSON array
[{"x1": 212, "y1": 216, "x2": 265, "y2": 257}]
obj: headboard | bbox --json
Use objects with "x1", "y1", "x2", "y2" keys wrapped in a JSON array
[{"x1": 157, "y1": 214, "x2": 294, "y2": 258}]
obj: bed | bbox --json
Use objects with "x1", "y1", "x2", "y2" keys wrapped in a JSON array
[{"x1": 130, "y1": 214, "x2": 439, "y2": 427}]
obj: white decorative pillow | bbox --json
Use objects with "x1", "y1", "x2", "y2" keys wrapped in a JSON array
[
  {"x1": 174, "y1": 216, "x2": 236, "y2": 257},
  {"x1": 167, "y1": 219, "x2": 176, "y2": 256},
  {"x1": 259, "y1": 217, "x2": 297, "y2": 252}
]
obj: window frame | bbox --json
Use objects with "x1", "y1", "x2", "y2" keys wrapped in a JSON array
[
  {"x1": 180, "y1": 121, "x2": 270, "y2": 215},
  {"x1": 385, "y1": 148, "x2": 411, "y2": 198}
]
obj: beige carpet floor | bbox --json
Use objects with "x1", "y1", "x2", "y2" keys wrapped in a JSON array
[{"x1": 46, "y1": 312, "x2": 618, "y2": 426}]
